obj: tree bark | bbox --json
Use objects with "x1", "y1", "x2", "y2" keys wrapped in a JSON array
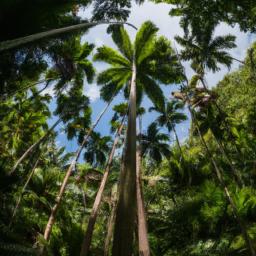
[
  {"x1": 9, "y1": 157, "x2": 40, "y2": 226},
  {"x1": 0, "y1": 22, "x2": 137, "y2": 52},
  {"x1": 136, "y1": 148, "x2": 150, "y2": 256},
  {"x1": 42, "y1": 97, "x2": 114, "y2": 246},
  {"x1": 136, "y1": 114, "x2": 150, "y2": 255},
  {"x1": 9, "y1": 118, "x2": 61, "y2": 175},
  {"x1": 80, "y1": 119, "x2": 125, "y2": 256},
  {"x1": 112, "y1": 60, "x2": 137, "y2": 256}
]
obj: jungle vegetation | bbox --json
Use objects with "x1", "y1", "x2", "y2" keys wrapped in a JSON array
[{"x1": 1, "y1": 0, "x2": 256, "y2": 255}]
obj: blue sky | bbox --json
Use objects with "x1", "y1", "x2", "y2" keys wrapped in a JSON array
[{"x1": 46, "y1": 1, "x2": 255, "y2": 154}]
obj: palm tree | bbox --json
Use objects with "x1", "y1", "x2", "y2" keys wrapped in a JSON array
[
  {"x1": 110, "y1": 103, "x2": 128, "y2": 133},
  {"x1": 80, "y1": 119, "x2": 126, "y2": 256},
  {"x1": 83, "y1": 132, "x2": 112, "y2": 168},
  {"x1": 80, "y1": 103, "x2": 128, "y2": 256},
  {"x1": 10, "y1": 94, "x2": 90, "y2": 175},
  {"x1": 140, "y1": 122, "x2": 171, "y2": 165},
  {"x1": 42, "y1": 96, "x2": 115, "y2": 246},
  {"x1": 10, "y1": 38, "x2": 95, "y2": 174},
  {"x1": 176, "y1": 26, "x2": 244, "y2": 187},
  {"x1": 175, "y1": 49, "x2": 256, "y2": 254},
  {"x1": 150, "y1": 100, "x2": 187, "y2": 157},
  {"x1": 2, "y1": 37, "x2": 95, "y2": 101},
  {"x1": 93, "y1": 21, "x2": 181, "y2": 255},
  {"x1": 175, "y1": 27, "x2": 237, "y2": 74},
  {"x1": 47, "y1": 37, "x2": 95, "y2": 94}
]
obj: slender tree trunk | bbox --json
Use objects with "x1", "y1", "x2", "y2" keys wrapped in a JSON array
[
  {"x1": 190, "y1": 107, "x2": 256, "y2": 256},
  {"x1": 112, "y1": 60, "x2": 137, "y2": 256},
  {"x1": 104, "y1": 198, "x2": 117, "y2": 256},
  {"x1": 136, "y1": 149, "x2": 150, "y2": 256},
  {"x1": 136, "y1": 114, "x2": 150, "y2": 256},
  {"x1": 172, "y1": 125, "x2": 183, "y2": 156},
  {"x1": 80, "y1": 119, "x2": 125, "y2": 256},
  {"x1": 9, "y1": 118, "x2": 61, "y2": 175},
  {"x1": 42, "y1": 97, "x2": 114, "y2": 248},
  {"x1": 0, "y1": 22, "x2": 137, "y2": 52},
  {"x1": 9, "y1": 157, "x2": 40, "y2": 226},
  {"x1": 172, "y1": 124, "x2": 185, "y2": 164}
]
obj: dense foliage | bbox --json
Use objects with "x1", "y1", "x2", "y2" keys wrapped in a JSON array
[{"x1": 1, "y1": 1, "x2": 256, "y2": 255}]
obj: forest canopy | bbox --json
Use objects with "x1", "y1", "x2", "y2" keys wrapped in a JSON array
[{"x1": 1, "y1": 1, "x2": 256, "y2": 256}]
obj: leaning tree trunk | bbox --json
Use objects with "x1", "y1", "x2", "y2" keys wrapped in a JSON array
[
  {"x1": 9, "y1": 157, "x2": 40, "y2": 226},
  {"x1": 80, "y1": 119, "x2": 125, "y2": 256},
  {"x1": 190, "y1": 107, "x2": 256, "y2": 256},
  {"x1": 42, "y1": 97, "x2": 114, "y2": 247},
  {"x1": 0, "y1": 22, "x2": 137, "y2": 52},
  {"x1": 171, "y1": 124, "x2": 185, "y2": 165},
  {"x1": 112, "y1": 60, "x2": 137, "y2": 256},
  {"x1": 172, "y1": 125, "x2": 183, "y2": 156},
  {"x1": 10, "y1": 118, "x2": 62, "y2": 175},
  {"x1": 200, "y1": 77, "x2": 244, "y2": 186},
  {"x1": 210, "y1": 129, "x2": 244, "y2": 187}
]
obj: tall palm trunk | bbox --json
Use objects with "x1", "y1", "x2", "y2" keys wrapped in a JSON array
[
  {"x1": 190, "y1": 107, "x2": 256, "y2": 256},
  {"x1": 0, "y1": 22, "x2": 137, "y2": 52},
  {"x1": 42, "y1": 97, "x2": 114, "y2": 246},
  {"x1": 104, "y1": 197, "x2": 117, "y2": 256},
  {"x1": 9, "y1": 157, "x2": 40, "y2": 226},
  {"x1": 10, "y1": 118, "x2": 61, "y2": 175},
  {"x1": 137, "y1": 115, "x2": 150, "y2": 256},
  {"x1": 80, "y1": 119, "x2": 125, "y2": 256},
  {"x1": 112, "y1": 60, "x2": 137, "y2": 256}
]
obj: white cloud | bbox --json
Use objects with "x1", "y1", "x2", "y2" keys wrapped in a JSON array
[{"x1": 84, "y1": 83, "x2": 100, "y2": 102}]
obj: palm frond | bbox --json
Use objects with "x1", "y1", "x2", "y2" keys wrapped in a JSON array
[
  {"x1": 93, "y1": 46, "x2": 130, "y2": 67},
  {"x1": 135, "y1": 21, "x2": 158, "y2": 64},
  {"x1": 140, "y1": 75, "x2": 165, "y2": 111},
  {"x1": 210, "y1": 35, "x2": 236, "y2": 50},
  {"x1": 109, "y1": 25, "x2": 133, "y2": 61},
  {"x1": 77, "y1": 60, "x2": 95, "y2": 83}
]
